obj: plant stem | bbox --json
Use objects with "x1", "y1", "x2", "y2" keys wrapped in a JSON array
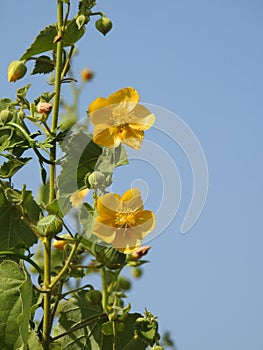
[
  {"x1": 42, "y1": 237, "x2": 52, "y2": 349},
  {"x1": 112, "y1": 321, "x2": 117, "y2": 350},
  {"x1": 49, "y1": 242, "x2": 79, "y2": 289},
  {"x1": 42, "y1": 1, "x2": 64, "y2": 348},
  {"x1": 49, "y1": 0, "x2": 64, "y2": 202},
  {"x1": 101, "y1": 266, "x2": 109, "y2": 313}
]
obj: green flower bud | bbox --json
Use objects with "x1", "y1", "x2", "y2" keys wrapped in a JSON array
[
  {"x1": 151, "y1": 346, "x2": 164, "y2": 350},
  {"x1": 37, "y1": 215, "x2": 63, "y2": 237},
  {"x1": 88, "y1": 171, "x2": 105, "y2": 189},
  {"x1": 17, "y1": 110, "x2": 26, "y2": 119},
  {"x1": 95, "y1": 16, "x2": 113, "y2": 36},
  {"x1": 0, "y1": 109, "x2": 13, "y2": 124},
  {"x1": 8, "y1": 60, "x2": 27, "y2": 82},
  {"x1": 131, "y1": 267, "x2": 143, "y2": 279},
  {"x1": 85, "y1": 290, "x2": 102, "y2": 305},
  {"x1": 118, "y1": 276, "x2": 131, "y2": 290}
]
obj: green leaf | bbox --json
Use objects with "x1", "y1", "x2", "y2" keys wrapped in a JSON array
[
  {"x1": 0, "y1": 157, "x2": 31, "y2": 178},
  {"x1": 57, "y1": 130, "x2": 102, "y2": 196},
  {"x1": 79, "y1": 202, "x2": 95, "y2": 240},
  {"x1": 31, "y1": 55, "x2": 55, "y2": 75},
  {"x1": 57, "y1": 290, "x2": 107, "y2": 350},
  {"x1": 0, "y1": 182, "x2": 41, "y2": 250},
  {"x1": 0, "y1": 98, "x2": 13, "y2": 111},
  {"x1": 27, "y1": 332, "x2": 43, "y2": 350},
  {"x1": 134, "y1": 312, "x2": 160, "y2": 347},
  {"x1": 96, "y1": 145, "x2": 128, "y2": 174},
  {"x1": 57, "y1": 291, "x2": 146, "y2": 350},
  {"x1": 16, "y1": 84, "x2": 31, "y2": 109},
  {"x1": 101, "y1": 321, "x2": 124, "y2": 336},
  {"x1": 20, "y1": 20, "x2": 85, "y2": 61},
  {"x1": 0, "y1": 125, "x2": 30, "y2": 157},
  {"x1": 0, "y1": 260, "x2": 32, "y2": 349},
  {"x1": 45, "y1": 195, "x2": 72, "y2": 219}
]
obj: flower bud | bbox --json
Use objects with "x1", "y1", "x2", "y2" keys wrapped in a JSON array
[
  {"x1": 0, "y1": 109, "x2": 13, "y2": 124},
  {"x1": 88, "y1": 171, "x2": 105, "y2": 189},
  {"x1": 95, "y1": 16, "x2": 113, "y2": 36},
  {"x1": 132, "y1": 246, "x2": 151, "y2": 260},
  {"x1": 118, "y1": 276, "x2": 131, "y2": 290},
  {"x1": 151, "y1": 346, "x2": 164, "y2": 350},
  {"x1": 131, "y1": 267, "x2": 143, "y2": 279},
  {"x1": 37, "y1": 215, "x2": 63, "y2": 237},
  {"x1": 8, "y1": 60, "x2": 27, "y2": 82},
  {"x1": 37, "y1": 102, "x2": 52, "y2": 115},
  {"x1": 80, "y1": 68, "x2": 94, "y2": 82}
]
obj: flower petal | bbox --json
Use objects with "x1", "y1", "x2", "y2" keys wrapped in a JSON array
[
  {"x1": 132, "y1": 210, "x2": 156, "y2": 239},
  {"x1": 121, "y1": 188, "x2": 144, "y2": 211},
  {"x1": 129, "y1": 104, "x2": 155, "y2": 131},
  {"x1": 121, "y1": 127, "x2": 144, "y2": 150},
  {"x1": 110, "y1": 228, "x2": 142, "y2": 253},
  {"x1": 108, "y1": 87, "x2": 140, "y2": 106},
  {"x1": 97, "y1": 193, "x2": 122, "y2": 218},
  {"x1": 93, "y1": 219, "x2": 117, "y2": 243},
  {"x1": 88, "y1": 97, "x2": 109, "y2": 113},
  {"x1": 93, "y1": 126, "x2": 121, "y2": 148}
]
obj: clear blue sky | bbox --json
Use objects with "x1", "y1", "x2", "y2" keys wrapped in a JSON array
[{"x1": 1, "y1": 1, "x2": 263, "y2": 349}]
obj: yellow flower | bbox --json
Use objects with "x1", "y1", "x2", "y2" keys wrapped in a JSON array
[
  {"x1": 88, "y1": 87, "x2": 155, "y2": 150},
  {"x1": 92, "y1": 188, "x2": 156, "y2": 253},
  {"x1": 70, "y1": 189, "x2": 90, "y2": 208}
]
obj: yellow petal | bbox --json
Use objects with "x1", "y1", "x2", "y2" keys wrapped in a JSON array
[
  {"x1": 88, "y1": 97, "x2": 109, "y2": 113},
  {"x1": 121, "y1": 127, "x2": 144, "y2": 150},
  {"x1": 89, "y1": 106, "x2": 114, "y2": 127},
  {"x1": 128, "y1": 104, "x2": 155, "y2": 131},
  {"x1": 70, "y1": 189, "x2": 90, "y2": 208},
  {"x1": 93, "y1": 126, "x2": 121, "y2": 148},
  {"x1": 110, "y1": 228, "x2": 142, "y2": 253},
  {"x1": 97, "y1": 193, "x2": 122, "y2": 218},
  {"x1": 108, "y1": 87, "x2": 140, "y2": 106},
  {"x1": 132, "y1": 210, "x2": 156, "y2": 239},
  {"x1": 93, "y1": 219, "x2": 117, "y2": 243},
  {"x1": 121, "y1": 188, "x2": 144, "y2": 211}
]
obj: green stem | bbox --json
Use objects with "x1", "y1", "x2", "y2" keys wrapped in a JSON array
[
  {"x1": 42, "y1": 1, "x2": 64, "y2": 348},
  {"x1": 49, "y1": 242, "x2": 79, "y2": 289},
  {"x1": 60, "y1": 45, "x2": 75, "y2": 80},
  {"x1": 101, "y1": 266, "x2": 109, "y2": 313},
  {"x1": 42, "y1": 237, "x2": 52, "y2": 349},
  {"x1": 112, "y1": 321, "x2": 117, "y2": 350},
  {"x1": 49, "y1": 0, "x2": 64, "y2": 201},
  {"x1": 60, "y1": 283, "x2": 94, "y2": 298},
  {"x1": 0, "y1": 251, "x2": 43, "y2": 276}
]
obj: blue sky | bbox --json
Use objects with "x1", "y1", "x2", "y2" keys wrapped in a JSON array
[{"x1": 1, "y1": 1, "x2": 263, "y2": 349}]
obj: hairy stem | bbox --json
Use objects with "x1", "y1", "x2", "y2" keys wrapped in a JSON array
[
  {"x1": 42, "y1": 1, "x2": 64, "y2": 349},
  {"x1": 101, "y1": 266, "x2": 109, "y2": 313}
]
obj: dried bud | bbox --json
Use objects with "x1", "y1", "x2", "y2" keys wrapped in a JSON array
[
  {"x1": 80, "y1": 68, "x2": 94, "y2": 82},
  {"x1": 95, "y1": 16, "x2": 113, "y2": 36},
  {"x1": 37, "y1": 102, "x2": 52, "y2": 115},
  {"x1": 8, "y1": 60, "x2": 27, "y2": 82},
  {"x1": 132, "y1": 246, "x2": 151, "y2": 260}
]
